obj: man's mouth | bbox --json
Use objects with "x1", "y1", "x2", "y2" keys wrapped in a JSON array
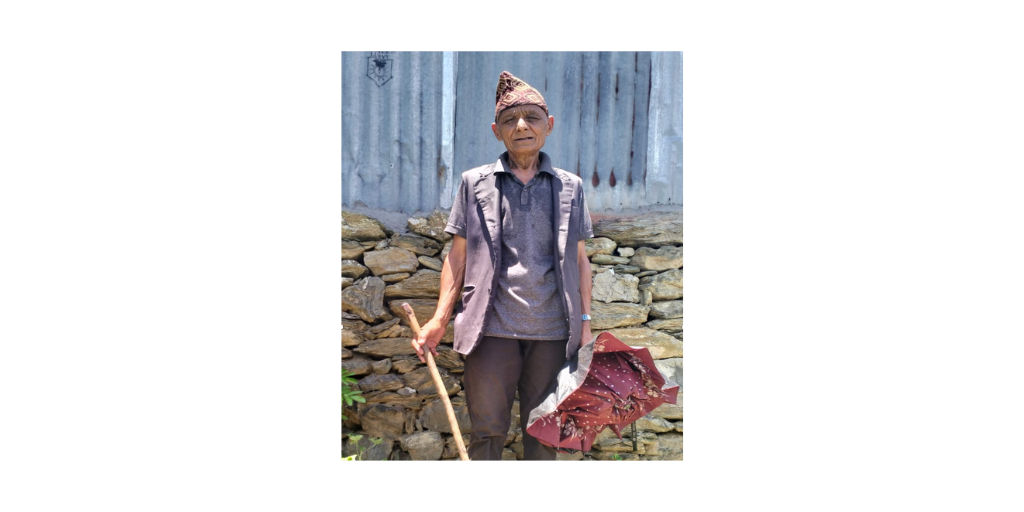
[{"x1": 514, "y1": 136, "x2": 534, "y2": 141}]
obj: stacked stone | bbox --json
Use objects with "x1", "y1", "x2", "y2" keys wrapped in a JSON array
[
  {"x1": 342, "y1": 210, "x2": 467, "y2": 461},
  {"x1": 583, "y1": 212, "x2": 683, "y2": 460},
  {"x1": 342, "y1": 210, "x2": 682, "y2": 461}
]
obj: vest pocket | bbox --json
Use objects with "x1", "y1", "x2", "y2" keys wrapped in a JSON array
[{"x1": 460, "y1": 284, "x2": 475, "y2": 305}]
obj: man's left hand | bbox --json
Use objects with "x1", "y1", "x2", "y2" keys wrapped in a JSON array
[{"x1": 580, "y1": 321, "x2": 594, "y2": 348}]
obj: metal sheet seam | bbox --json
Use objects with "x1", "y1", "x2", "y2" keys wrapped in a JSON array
[
  {"x1": 440, "y1": 51, "x2": 456, "y2": 209},
  {"x1": 646, "y1": 51, "x2": 663, "y2": 204}
]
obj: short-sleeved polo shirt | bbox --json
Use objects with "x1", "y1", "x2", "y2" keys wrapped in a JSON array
[{"x1": 445, "y1": 152, "x2": 594, "y2": 342}]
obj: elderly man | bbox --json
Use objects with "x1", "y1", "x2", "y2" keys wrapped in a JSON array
[{"x1": 412, "y1": 71, "x2": 595, "y2": 461}]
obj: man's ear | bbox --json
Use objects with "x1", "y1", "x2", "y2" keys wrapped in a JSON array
[
  {"x1": 491, "y1": 123, "x2": 500, "y2": 139},
  {"x1": 547, "y1": 115, "x2": 555, "y2": 134}
]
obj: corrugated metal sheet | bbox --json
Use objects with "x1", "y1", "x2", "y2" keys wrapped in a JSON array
[
  {"x1": 342, "y1": 51, "x2": 682, "y2": 213},
  {"x1": 646, "y1": 52, "x2": 684, "y2": 206},
  {"x1": 453, "y1": 52, "x2": 654, "y2": 212},
  {"x1": 341, "y1": 51, "x2": 445, "y2": 214}
]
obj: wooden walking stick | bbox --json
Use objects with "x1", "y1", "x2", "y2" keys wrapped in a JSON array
[{"x1": 402, "y1": 303, "x2": 470, "y2": 461}]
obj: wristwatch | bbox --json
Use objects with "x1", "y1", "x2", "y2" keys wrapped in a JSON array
[{"x1": 581, "y1": 314, "x2": 591, "y2": 321}]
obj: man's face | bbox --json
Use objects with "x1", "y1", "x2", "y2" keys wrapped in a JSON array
[{"x1": 491, "y1": 104, "x2": 554, "y2": 154}]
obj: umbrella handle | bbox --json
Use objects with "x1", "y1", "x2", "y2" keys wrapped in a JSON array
[{"x1": 402, "y1": 303, "x2": 470, "y2": 461}]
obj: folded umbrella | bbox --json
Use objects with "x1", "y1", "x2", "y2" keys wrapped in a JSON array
[{"x1": 525, "y1": 331, "x2": 680, "y2": 452}]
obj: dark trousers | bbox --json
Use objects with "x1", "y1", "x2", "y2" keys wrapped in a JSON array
[{"x1": 463, "y1": 336, "x2": 567, "y2": 461}]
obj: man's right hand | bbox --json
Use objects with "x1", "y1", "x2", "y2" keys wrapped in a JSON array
[
  {"x1": 411, "y1": 235, "x2": 465, "y2": 364},
  {"x1": 411, "y1": 317, "x2": 445, "y2": 363}
]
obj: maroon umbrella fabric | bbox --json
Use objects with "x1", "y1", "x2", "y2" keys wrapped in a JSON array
[{"x1": 525, "y1": 332, "x2": 680, "y2": 452}]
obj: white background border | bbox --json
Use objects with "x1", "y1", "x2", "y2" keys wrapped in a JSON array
[{"x1": 3, "y1": 1, "x2": 1023, "y2": 509}]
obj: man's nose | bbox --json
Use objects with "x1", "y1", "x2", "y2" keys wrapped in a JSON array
[{"x1": 516, "y1": 117, "x2": 527, "y2": 129}]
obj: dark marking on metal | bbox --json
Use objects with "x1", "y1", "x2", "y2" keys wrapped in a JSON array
[
  {"x1": 630, "y1": 89, "x2": 637, "y2": 186},
  {"x1": 609, "y1": 169, "x2": 616, "y2": 187},
  {"x1": 595, "y1": 69, "x2": 600, "y2": 124},
  {"x1": 366, "y1": 51, "x2": 394, "y2": 87},
  {"x1": 419, "y1": 81, "x2": 425, "y2": 125},
  {"x1": 592, "y1": 166, "x2": 600, "y2": 187},
  {"x1": 579, "y1": 61, "x2": 586, "y2": 98},
  {"x1": 615, "y1": 73, "x2": 619, "y2": 97}
]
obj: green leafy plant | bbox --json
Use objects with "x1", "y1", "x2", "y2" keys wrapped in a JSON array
[
  {"x1": 342, "y1": 368, "x2": 365, "y2": 420},
  {"x1": 343, "y1": 434, "x2": 385, "y2": 461}
]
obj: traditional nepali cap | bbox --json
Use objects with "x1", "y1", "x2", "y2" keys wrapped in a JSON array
[{"x1": 494, "y1": 71, "x2": 548, "y2": 118}]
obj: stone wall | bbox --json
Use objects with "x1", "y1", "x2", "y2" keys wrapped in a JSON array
[{"x1": 342, "y1": 210, "x2": 683, "y2": 461}]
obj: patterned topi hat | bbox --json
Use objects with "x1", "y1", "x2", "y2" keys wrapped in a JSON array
[{"x1": 494, "y1": 71, "x2": 548, "y2": 118}]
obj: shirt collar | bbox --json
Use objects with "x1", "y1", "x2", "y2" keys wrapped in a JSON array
[{"x1": 496, "y1": 151, "x2": 556, "y2": 176}]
